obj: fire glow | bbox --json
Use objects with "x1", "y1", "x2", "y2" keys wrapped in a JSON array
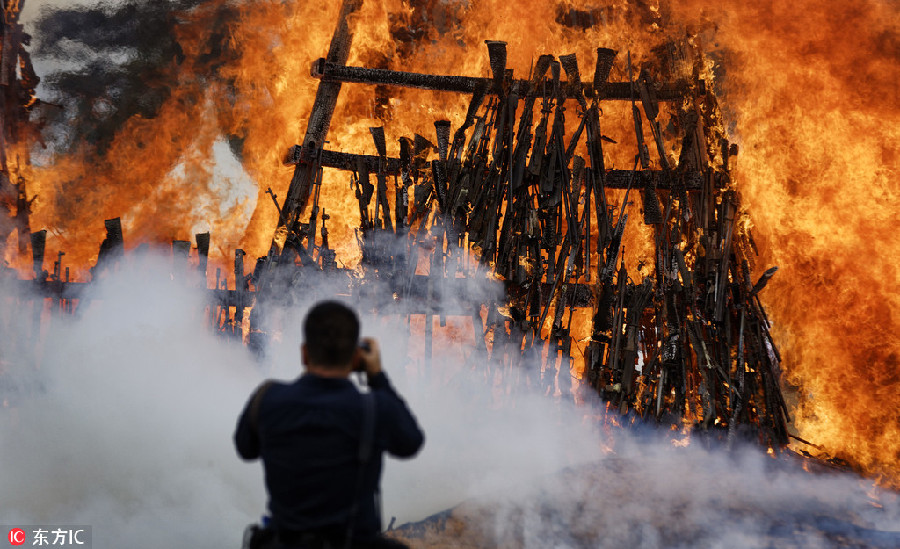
[{"x1": 2, "y1": 0, "x2": 898, "y2": 492}]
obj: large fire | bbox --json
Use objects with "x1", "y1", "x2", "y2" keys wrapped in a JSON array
[
  {"x1": 692, "y1": 0, "x2": 900, "y2": 485},
  {"x1": 4, "y1": 0, "x2": 898, "y2": 485}
]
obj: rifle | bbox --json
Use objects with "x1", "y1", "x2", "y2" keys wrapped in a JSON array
[
  {"x1": 354, "y1": 157, "x2": 373, "y2": 229},
  {"x1": 307, "y1": 161, "x2": 324, "y2": 256},
  {"x1": 369, "y1": 126, "x2": 393, "y2": 232},
  {"x1": 627, "y1": 52, "x2": 662, "y2": 225},
  {"x1": 397, "y1": 137, "x2": 413, "y2": 231}
]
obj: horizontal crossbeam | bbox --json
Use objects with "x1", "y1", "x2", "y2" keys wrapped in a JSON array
[
  {"x1": 311, "y1": 59, "x2": 702, "y2": 102},
  {"x1": 284, "y1": 145, "x2": 703, "y2": 190}
]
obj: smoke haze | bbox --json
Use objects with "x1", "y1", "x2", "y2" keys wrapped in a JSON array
[{"x1": 2, "y1": 256, "x2": 899, "y2": 547}]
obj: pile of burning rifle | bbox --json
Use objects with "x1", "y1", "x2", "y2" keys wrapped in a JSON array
[
  {"x1": 4, "y1": 0, "x2": 789, "y2": 445},
  {"x1": 262, "y1": 27, "x2": 789, "y2": 446}
]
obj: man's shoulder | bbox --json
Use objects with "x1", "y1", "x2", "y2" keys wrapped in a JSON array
[
  {"x1": 258, "y1": 378, "x2": 303, "y2": 400},
  {"x1": 252, "y1": 379, "x2": 287, "y2": 402},
  {"x1": 264, "y1": 376, "x2": 361, "y2": 406}
]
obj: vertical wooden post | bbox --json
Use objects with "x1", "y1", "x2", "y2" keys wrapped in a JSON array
[
  {"x1": 234, "y1": 249, "x2": 246, "y2": 338},
  {"x1": 195, "y1": 232, "x2": 210, "y2": 283},
  {"x1": 279, "y1": 0, "x2": 365, "y2": 229}
]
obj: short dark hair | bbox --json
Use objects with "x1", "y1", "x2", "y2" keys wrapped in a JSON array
[{"x1": 303, "y1": 301, "x2": 360, "y2": 367}]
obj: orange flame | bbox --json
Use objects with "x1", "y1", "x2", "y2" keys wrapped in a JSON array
[{"x1": 668, "y1": 0, "x2": 900, "y2": 484}]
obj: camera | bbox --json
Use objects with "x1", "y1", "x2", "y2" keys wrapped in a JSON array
[{"x1": 355, "y1": 341, "x2": 371, "y2": 372}]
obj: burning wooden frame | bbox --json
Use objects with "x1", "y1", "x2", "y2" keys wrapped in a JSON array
[
  {"x1": 5, "y1": 0, "x2": 789, "y2": 449},
  {"x1": 252, "y1": 0, "x2": 789, "y2": 446}
]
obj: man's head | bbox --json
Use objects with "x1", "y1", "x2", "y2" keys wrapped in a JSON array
[{"x1": 302, "y1": 301, "x2": 360, "y2": 371}]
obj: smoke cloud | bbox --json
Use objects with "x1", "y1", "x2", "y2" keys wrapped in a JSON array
[
  {"x1": 420, "y1": 437, "x2": 900, "y2": 548},
  {"x1": 2, "y1": 253, "x2": 899, "y2": 548},
  {"x1": 0, "y1": 258, "x2": 261, "y2": 547}
]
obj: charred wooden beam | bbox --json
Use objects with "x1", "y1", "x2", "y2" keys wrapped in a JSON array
[
  {"x1": 279, "y1": 0, "x2": 364, "y2": 225},
  {"x1": 285, "y1": 144, "x2": 703, "y2": 190},
  {"x1": 196, "y1": 232, "x2": 210, "y2": 276},
  {"x1": 311, "y1": 59, "x2": 702, "y2": 102},
  {"x1": 287, "y1": 147, "x2": 402, "y2": 175},
  {"x1": 30, "y1": 230, "x2": 46, "y2": 279},
  {"x1": 11, "y1": 277, "x2": 86, "y2": 301}
]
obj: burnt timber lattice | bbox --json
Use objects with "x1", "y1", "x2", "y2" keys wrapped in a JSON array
[
  {"x1": 253, "y1": 0, "x2": 790, "y2": 446},
  {"x1": 10, "y1": 0, "x2": 789, "y2": 447}
]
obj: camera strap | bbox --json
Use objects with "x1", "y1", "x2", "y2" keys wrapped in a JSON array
[{"x1": 344, "y1": 390, "x2": 376, "y2": 549}]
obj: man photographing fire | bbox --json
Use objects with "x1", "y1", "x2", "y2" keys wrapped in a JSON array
[{"x1": 235, "y1": 301, "x2": 425, "y2": 549}]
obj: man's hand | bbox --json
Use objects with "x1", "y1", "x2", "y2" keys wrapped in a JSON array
[{"x1": 358, "y1": 337, "x2": 382, "y2": 377}]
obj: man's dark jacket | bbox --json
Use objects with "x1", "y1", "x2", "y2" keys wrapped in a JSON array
[{"x1": 234, "y1": 371, "x2": 424, "y2": 542}]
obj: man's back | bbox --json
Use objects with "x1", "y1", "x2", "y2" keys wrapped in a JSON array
[{"x1": 235, "y1": 370, "x2": 423, "y2": 544}]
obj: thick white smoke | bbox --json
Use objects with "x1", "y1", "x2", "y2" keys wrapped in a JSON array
[
  {"x1": 0, "y1": 252, "x2": 599, "y2": 547},
  {"x1": 0, "y1": 257, "x2": 263, "y2": 547},
  {"x1": 444, "y1": 436, "x2": 900, "y2": 548},
  {"x1": 1, "y1": 253, "x2": 898, "y2": 549}
]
